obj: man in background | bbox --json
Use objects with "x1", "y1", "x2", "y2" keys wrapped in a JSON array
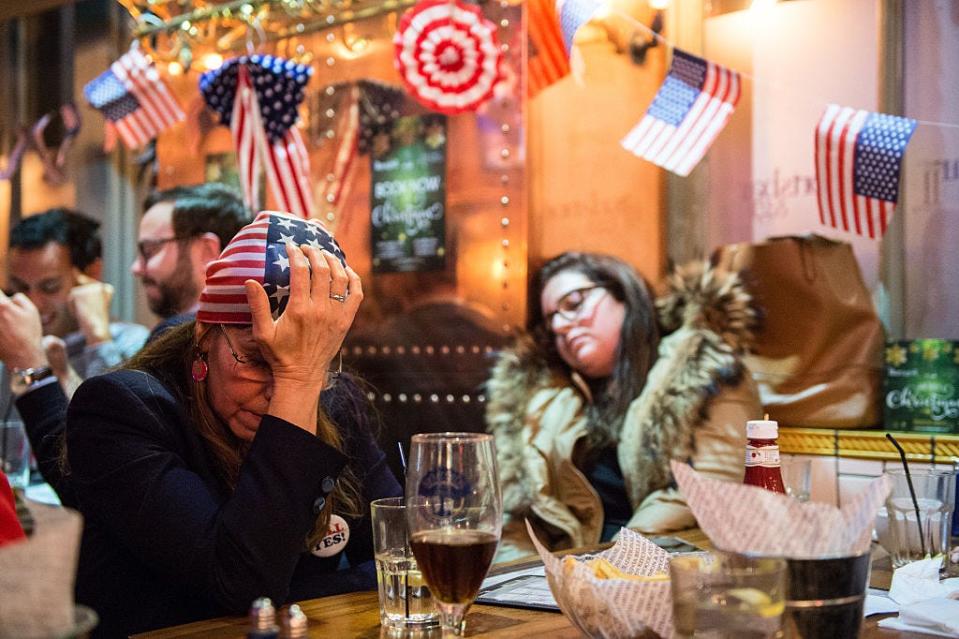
[
  {"x1": 0, "y1": 209, "x2": 148, "y2": 394},
  {"x1": 0, "y1": 209, "x2": 150, "y2": 502},
  {"x1": 133, "y1": 183, "x2": 250, "y2": 338}
]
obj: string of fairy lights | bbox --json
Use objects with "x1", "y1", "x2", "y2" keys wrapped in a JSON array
[
  {"x1": 497, "y1": 0, "x2": 514, "y2": 336},
  {"x1": 321, "y1": 8, "x2": 339, "y2": 227}
]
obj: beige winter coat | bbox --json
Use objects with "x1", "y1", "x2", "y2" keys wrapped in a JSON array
[{"x1": 486, "y1": 264, "x2": 762, "y2": 562}]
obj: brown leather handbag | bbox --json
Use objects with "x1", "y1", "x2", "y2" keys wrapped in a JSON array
[{"x1": 713, "y1": 235, "x2": 884, "y2": 428}]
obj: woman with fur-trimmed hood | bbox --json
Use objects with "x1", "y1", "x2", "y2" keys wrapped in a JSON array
[{"x1": 486, "y1": 252, "x2": 761, "y2": 561}]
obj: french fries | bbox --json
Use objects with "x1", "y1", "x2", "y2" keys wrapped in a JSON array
[{"x1": 562, "y1": 556, "x2": 669, "y2": 582}]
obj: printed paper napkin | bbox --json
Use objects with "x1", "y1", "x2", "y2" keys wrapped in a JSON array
[
  {"x1": 528, "y1": 520, "x2": 673, "y2": 638},
  {"x1": 671, "y1": 460, "x2": 890, "y2": 558}
]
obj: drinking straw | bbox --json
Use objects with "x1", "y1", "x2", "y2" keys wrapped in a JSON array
[
  {"x1": 397, "y1": 441, "x2": 407, "y2": 475},
  {"x1": 397, "y1": 441, "x2": 410, "y2": 619},
  {"x1": 886, "y1": 433, "x2": 926, "y2": 558}
]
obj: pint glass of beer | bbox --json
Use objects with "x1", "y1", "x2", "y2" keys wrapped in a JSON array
[{"x1": 405, "y1": 433, "x2": 502, "y2": 636}]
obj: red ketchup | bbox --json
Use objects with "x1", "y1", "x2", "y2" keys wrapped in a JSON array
[{"x1": 743, "y1": 419, "x2": 786, "y2": 494}]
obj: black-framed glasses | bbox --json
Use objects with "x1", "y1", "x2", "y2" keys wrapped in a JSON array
[
  {"x1": 543, "y1": 285, "x2": 607, "y2": 331},
  {"x1": 137, "y1": 236, "x2": 187, "y2": 262}
]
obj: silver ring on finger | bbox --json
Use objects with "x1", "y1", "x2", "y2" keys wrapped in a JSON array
[{"x1": 329, "y1": 292, "x2": 347, "y2": 303}]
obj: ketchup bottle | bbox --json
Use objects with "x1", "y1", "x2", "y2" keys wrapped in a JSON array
[{"x1": 743, "y1": 418, "x2": 786, "y2": 494}]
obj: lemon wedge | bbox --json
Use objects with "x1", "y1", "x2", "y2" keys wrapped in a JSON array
[{"x1": 725, "y1": 588, "x2": 785, "y2": 618}]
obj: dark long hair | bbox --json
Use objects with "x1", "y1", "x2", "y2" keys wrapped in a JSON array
[
  {"x1": 123, "y1": 321, "x2": 361, "y2": 546},
  {"x1": 527, "y1": 252, "x2": 659, "y2": 447}
]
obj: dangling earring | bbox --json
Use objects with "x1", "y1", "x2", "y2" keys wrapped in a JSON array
[{"x1": 192, "y1": 349, "x2": 209, "y2": 383}]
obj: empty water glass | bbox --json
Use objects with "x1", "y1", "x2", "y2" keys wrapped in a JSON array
[
  {"x1": 781, "y1": 458, "x2": 811, "y2": 502},
  {"x1": 0, "y1": 420, "x2": 30, "y2": 490},
  {"x1": 884, "y1": 468, "x2": 955, "y2": 568},
  {"x1": 371, "y1": 496, "x2": 438, "y2": 630}
]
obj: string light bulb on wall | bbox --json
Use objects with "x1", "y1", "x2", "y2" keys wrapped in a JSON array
[{"x1": 496, "y1": 0, "x2": 514, "y2": 334}]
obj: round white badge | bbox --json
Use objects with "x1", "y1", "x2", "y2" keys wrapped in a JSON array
[{"x1": 311, "y1": 514, "x2": 350, "y2": 558}]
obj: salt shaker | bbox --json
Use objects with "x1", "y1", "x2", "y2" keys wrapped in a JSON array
[
  {"x1": 281, "y1": 603, "x2": 309, "y2": 638},
  {"x1": 247, "y1": 597, "x2": 280, "y2": 639}
]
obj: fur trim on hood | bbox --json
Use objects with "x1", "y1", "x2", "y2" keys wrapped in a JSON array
[
  {"x1": 656, "y1": 261, "x2": 757, "y2": 353},
  {"x1": 486, "y1": 261, "x2": 758, "y2": 515}
]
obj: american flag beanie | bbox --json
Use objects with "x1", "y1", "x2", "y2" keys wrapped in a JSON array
[{"x1": 196, "y1": 210, "x2": 347, "y2": 325}]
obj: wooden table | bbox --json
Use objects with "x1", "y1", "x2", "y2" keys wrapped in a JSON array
[{"x1": 135, "y1": 531, "x2": 929, "y2": 639}]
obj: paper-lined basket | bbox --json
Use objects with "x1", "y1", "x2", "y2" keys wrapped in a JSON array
[
  {"x1": 670, "y1": 461, "x2": 890, "y2": 557},
  {"x1": 527, "y1": 520, "x2": 673, "y2": 638}
]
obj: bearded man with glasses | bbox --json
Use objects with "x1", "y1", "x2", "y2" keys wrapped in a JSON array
[{"x1": 133, "y1": 183, "x2": 251, "y2": 339}]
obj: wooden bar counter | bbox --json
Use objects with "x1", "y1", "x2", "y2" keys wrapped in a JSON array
[{"x1": 134, "y1": 530, "x2": 930, "y2": 639}]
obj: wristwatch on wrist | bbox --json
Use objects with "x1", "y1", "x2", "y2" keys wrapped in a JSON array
[{"x1": 10, "y1": 365, "x2": 55, "y2": 395}]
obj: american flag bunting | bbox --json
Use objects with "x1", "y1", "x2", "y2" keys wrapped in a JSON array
[
  {"x1": 815, "y1": 104, "x2": 917, "y2": 239},
  {"x1": 322, "y1": 87, "x2": 360, "y2": 213},
  {"x1": 231, "y1": 67, "x2": 260, "y2": 213},
  {"x1": 83, "y1": 48, "x2": 185, "y2": 150},
  {"x1": 202, "y1": 56, "x2": 315, "y2": 219},
  {"x1": 621, "y1": 48, "x2": 741, "y2": 177}
]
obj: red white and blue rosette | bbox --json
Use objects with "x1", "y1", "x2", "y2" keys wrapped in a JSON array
[{"x1": 393, "y1": 0, "x2": 502, "y2": 115}]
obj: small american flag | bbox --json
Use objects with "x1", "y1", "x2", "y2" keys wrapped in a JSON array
[
  {"x1": 197, "y1": 211, "x2": 346, "y2": 325},
  {"x1": 528, "y1": 0, "x2": 570, "y2": 97},
  {"x1": 232, "y1": 67, "x2": 260, "y2": 212},
  {"x1": 83, "y1": 48, "x2": 185, "y2": 150},
  {"x1": 556, "y1": 0, "x2": 601, "y2": 54},
  {"x1": 620, "y1": 48, "x2": 741, "y2": 177},
  {"x1": 323, "y1": 87, "x2": 359, "y2": 208},
  {"x1": 815, "y1": 104, "x2": 917, "y2": 239}
]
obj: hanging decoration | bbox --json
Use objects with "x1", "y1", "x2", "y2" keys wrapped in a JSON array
[
  {"x1": 118, "y1": 0, "x2": 420, "y2": 56},
  {"x1": 322, "y1": 86, "x2": 360, "y2": 216},
  {"x1": 0, "y1": 130, "x2": 29, "y2": 181},
  {"x1": 30, "y1": 105, "x2": 82, "y2": 186},
  {"x1": 200, "y1": 55, "x2": 315, "y2": 219},
  {"x1": 83, "y1": 47, "x2": 185, "y2": 150},
  {"x1": 814, "y1": 105, "x2": 917, "y2": 240},
  {"x1": 620, "y1": 48, "x2": 741, "y2": 177},
  {"x1": 393, "y1": 0, "x2": 503, "y2": 115},
  {"x1": 528, "y1": 0, "x2": 570, "y2": 98},
  {"x1": 356, "y1": 80, "x2": 405, "y2": 155},
  {"x1": 556, "y1": 0, "x2": 601, "y2": 55},
  {"x1": 0, "y1": 105, "x2": 81, "y2": 184}
]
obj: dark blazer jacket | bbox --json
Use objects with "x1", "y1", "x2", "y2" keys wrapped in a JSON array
[{"x1": 66, "y1": 369, "x2": 400, "y2": 638}]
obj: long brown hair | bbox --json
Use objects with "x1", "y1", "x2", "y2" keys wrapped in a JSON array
[
  {"x1": 527, "y1": 252, "x2": 660, "y2": 449},
  {"x1": 124, "y1": 321, "x2": 361, "y2": 546}
]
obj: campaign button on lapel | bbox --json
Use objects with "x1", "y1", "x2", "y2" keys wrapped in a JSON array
[{"x1": 311, "y1": 514, "x2": 350, "y2": 558}]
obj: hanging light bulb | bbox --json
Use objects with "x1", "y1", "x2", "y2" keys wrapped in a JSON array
[{"x1": 200, "y1": 52, "x2": 224, "y2": 70}]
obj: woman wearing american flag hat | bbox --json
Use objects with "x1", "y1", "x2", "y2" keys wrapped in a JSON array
[{"x1": 64, "y1": 211, "x2": 402, "y2": 638}]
